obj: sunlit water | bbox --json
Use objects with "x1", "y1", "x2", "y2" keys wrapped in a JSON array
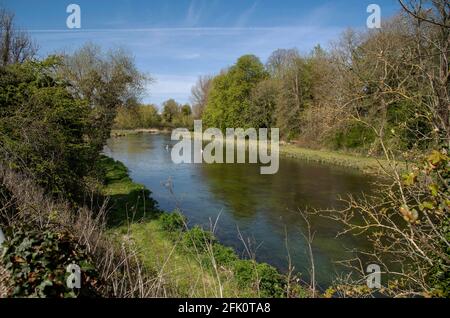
[{"x1": 104, "y1": 133, "x2": 378, "y2": 288}]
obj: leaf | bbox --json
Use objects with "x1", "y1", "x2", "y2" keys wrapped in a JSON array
[
  {"x1": 420, "y1": 201, "x2": 435, "y2": 211},
  {"x1": 403, "y1": 172, "x2": 417, "y2": 186},
  {"x1": 427, "y1": 150, "x2": 446, "y2": 166},
  {"x1": 429, "y1": 184, "x2": 439, "y2": 197}
]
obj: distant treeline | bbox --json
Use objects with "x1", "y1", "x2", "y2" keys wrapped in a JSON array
[
  {"x1": 124, "y1": 9, "x2": 448, "y2": 157},
  {"x1": 187, "y1": 12, "x2": 448, "y2": 156},
  {"x1": 114, "y1": 99, "x2": 194, "y2": 130}
]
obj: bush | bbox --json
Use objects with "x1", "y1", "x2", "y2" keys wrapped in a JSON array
[
  {"x1": 182, "y1": 226, "x2": 216, "y2": 252},
  {"x1": 329, "y1": 120, "x2": 376, "y2": 150},
  {"x1": 1, "y1": 227, "x2": 101, "y2": 298},
  {"x1": 159, "y1": 211, "x2": 186, "y2": 232},
  {"x1": 0, "y1": 58, "x2": 94, "y2": 200},
  {"x1": 233, "y1": 260, "x2": 285, "y2": 298},
  {"x1": 212, "y1": 244, "x2": 239, "y2": 267}
]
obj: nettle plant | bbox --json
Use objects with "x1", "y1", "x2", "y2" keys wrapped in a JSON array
[{"x1": 1, "y1": 227, "x2": 101, "y2": 298}]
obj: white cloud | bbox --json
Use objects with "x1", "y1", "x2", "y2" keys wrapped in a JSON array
[{"x1": 146, "y1": 74, "x2": 198, "y2": 105}]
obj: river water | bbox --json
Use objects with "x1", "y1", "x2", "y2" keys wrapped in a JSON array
[{"x1": 104, "y1": 133, "x2": 378, "y2": 287}]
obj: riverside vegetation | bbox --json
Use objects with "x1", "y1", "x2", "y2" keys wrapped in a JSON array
[{"x1": 0, "y1": 1, "x2": 449, "y2": 298}]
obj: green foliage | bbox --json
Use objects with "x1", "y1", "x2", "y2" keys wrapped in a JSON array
[
  {"x1": 203, "y1": 55, "x2": 268, "y2": 130},
  {"x1": 329, "y1": 121, "x2": 376, "y2": 150},
  {"x1": 1, "y1": 227, "x2": 101, "y2": 298},
  {"x1": 161, "y1": 99, "x2": 193, "y2": 129},
  {"x1": 401, "y1": 148, "x2": 449, "y2": 296},
  {"x1": 58, "y1": 44, "x2": 148, "y2": 152},
  {"x1": 159, "y1": 211, "x2": 186, "y2": 232},
  {"x1": 212, "y1": 244, "x2": 239, "y2": 267},
  {"x1": 248, "y1": 79, "x2": 278, "y2": 129},
  {"x1": 182, "y1": 226, "x2": 216, "y2": 252},
  {"x1": 114, "y1": 104, "x2": 161, "y2": 129},
  {"x1": 0, "y1": 58, "x2": 94, "y2": 200},
  {"x1": 233, "y1": 260, "x2": 285, "y2": 298},
  {"x1": 97, "y1": 156, "x2": 159, "y2": 226},
  {"x1": 386, "y1": 100, "x2": 433, "y2": 151}
]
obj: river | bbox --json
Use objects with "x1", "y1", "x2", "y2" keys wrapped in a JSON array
[{"x1": 104, "y1": 133, "x2": 379, "y2": 288}]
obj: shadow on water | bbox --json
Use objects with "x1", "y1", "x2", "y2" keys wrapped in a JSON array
[{"x1": 104, "y1": 133, "x2": 380, "y2": 287}]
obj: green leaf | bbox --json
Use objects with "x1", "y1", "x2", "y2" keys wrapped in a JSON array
[{"x1": 429, "y1": 184, "x2": 439, "y2": 197}]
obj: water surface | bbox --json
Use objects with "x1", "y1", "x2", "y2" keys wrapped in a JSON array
[{"x1": 104, "y1": 133, "x2": 378, "y2": 287}]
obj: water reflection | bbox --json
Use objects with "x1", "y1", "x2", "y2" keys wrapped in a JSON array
[{"x1": 104, "y1": 133, "x2": 378, "y2": 287}]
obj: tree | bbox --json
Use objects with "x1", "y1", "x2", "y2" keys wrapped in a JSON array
[
  {"x1": 181, "y1": 104, "x2": 192, "y2": 117},
  {"x1": 139, "y1": 104, "x2": 160, "y2": 128},
  {"x1": 325, "y1": 1, "x2": 450, "y2": 297},
  {"x1": 0, "y1": 8, "x2": 37, "y2": 66},
  {"x1": 114, "y1": 103, "x2": 160, "y2": 129},
  {"x1": 162, "y1": 99, "x2": 180, "y2": 124},
  {"x1": 0, "y1": 57, "x2": 91, "y2": 199},
  {"x1": 267, "y1": 49, "x2": 312, "y2": 139},
  {"x1": 248, "y1": 79, "x2": 278, "y2": 129},
  {"x1": 58, "y1": 43, "x2": 149, "y2": 152},
  {"x1": 203, "y1": 55, "x2": 268, "y2": 129},
  {"x1": 191, "y1": 75, "x2": 213, "y2": 119},
  {"x1": 398, "y1": 0, "x2": 449, "y2": 144}
]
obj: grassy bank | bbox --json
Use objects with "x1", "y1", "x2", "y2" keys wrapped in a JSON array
[
  {"x1": 111, "y1": 128, "x2": 167, "y2": 138},
  {"x1": 100, "y1": 156, "x2": 300, "y2": 298},
  {"x1": 279, "y1": 145, "x2": 403, "y2": 175}
]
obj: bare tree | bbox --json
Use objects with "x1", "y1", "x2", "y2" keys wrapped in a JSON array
[
  {"x1": 324, "y1": 2, "x2": 450, "y2": 297},
  {"x1": 190, "y1": 75, "x2": 213, "y2": 119},
  {"x1": 0, "y1": 8, "x2": 37, "y2": 66},
  {"x1": 398, "y1": 0, "x2": 449, "y2": 143}
]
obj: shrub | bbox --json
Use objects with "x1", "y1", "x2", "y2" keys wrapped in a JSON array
[
  {"x1": 233, "y1": 260, "x2": 285, "y2": 298},
  {"x1": 0, "y1": 58, "x2": 93, "y2": 200},
  {"x1": 329, "y1": 120, "x2": 376, "y2": 150},
  {"x1": 1, "y1": 227, "x2": 101, "y2": 298},
  {"x1": 212, "y1": 244, "x2": 239, "y2": 267},
  {"x1": 182, "y1": 226, "x2": 216, "y2": 252},
  {"x1": 159, "y1": 211, "x2": 186, "y2": 232}
]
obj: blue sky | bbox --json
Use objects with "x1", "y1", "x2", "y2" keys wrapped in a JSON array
[{"x1": 2, "y1": 0, "x2": 401, "y2": 106}]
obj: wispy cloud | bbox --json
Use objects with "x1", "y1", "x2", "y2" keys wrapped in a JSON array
[
  {"x1": 29, "y1": 26, "x2": 344, "y2": 106},
  {"x1": 185, "y1": 0, "x2": 204, "y2": 27},
  {"x1": 234, "y1": 1, "x2": 259, "y2": 28}
]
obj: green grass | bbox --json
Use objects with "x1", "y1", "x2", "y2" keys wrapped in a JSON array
[
  {"x1": 280, "y1": 144, "x2": 406, "y2": 175},
  {"x1": 98, "y1": 156, "x2": 158, "y2": 226},
  {"x1": 100, "y1": 156, "x2": 260, "y2": 297}
]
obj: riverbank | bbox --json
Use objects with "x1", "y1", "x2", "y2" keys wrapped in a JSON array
[
  {"x1": 100, "y1": 156, "x2": 305, "y2": 297},
  {"x1": 279, "y1": 145, "x2": 401, "y2": 175},
  {"x1": 111, "y1": 129, "x2": 404, "y2": 176}
]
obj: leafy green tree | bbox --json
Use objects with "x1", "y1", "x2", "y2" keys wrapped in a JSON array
[
  {"x1": 203, "y1": 55, "x2": 268, "y2": 129},
  {"x1": 0, "y1": 57, "x2": 92, "y2": 199},
  {"x1": 114, "y1": 104, "x2": 160, "y2": 129},
  {"x1": 58, "y1": 44, "x2": 148, "y2": 152},
  {"x1": 180, "y1": 104, "x2": 192, "y2": 117},
  {"x1": 248, "y1": 79, "x2": 278, "y2": 129},
  {"x1": 162, "y1": 99, "x2": 180, "y2": 124}
]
